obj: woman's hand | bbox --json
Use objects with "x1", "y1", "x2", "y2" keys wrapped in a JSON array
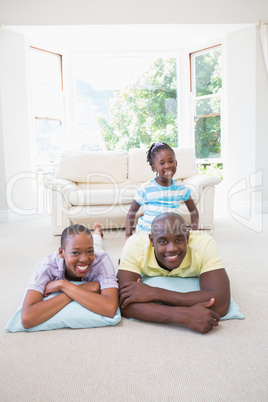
[{"x1": 44, "y1": 280, "x2": 65, "y2": 297}]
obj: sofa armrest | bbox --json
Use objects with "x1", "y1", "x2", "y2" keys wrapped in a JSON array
[
  {"x1": 44, "y1": 179, "x2": 78, "y2": 208},
  {"x1": 44, "y1": 178, "x2": 78, "y2": 192},
  {"x1": 184, "y1": 174, "x2": 221, "y2": 188},
  {"x1": 183, "y1": 174, "x2": 221, "y2": 203}
]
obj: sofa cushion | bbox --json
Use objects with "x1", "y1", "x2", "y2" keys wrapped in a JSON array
[
  {"x1": 173, "y1": 148, "x2": 199, "y2": 179},
  {"x1": 128, "y1": 148, "x2": 155, "y2": 182},
  {"x1": 69, "y1": 189, "x2": 135, "y2": 206},
  {"x1": 57, "y1": 151, "x2": 128, "y2": 183}
]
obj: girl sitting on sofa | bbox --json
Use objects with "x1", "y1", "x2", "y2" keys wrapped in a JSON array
[
  {"x1": 125, "y1": 142, "x2": 199, "y2": 239},
  {"x1": 21, "y1": 223, "x2": 118, "y2": 329}
]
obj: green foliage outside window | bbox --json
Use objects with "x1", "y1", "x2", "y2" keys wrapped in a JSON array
[
  {"x1": 198, "y1": 163, "x2": 223, "y2": 180},
  {"x1": 195, "y1": 115, "x2": 221, "y2": 159},
  {"x1": 195, "y1": 50, "x2": 222, "y2": 96},
  {"x1": 97, "y1": 58, "x2": 178, "y2": 150},
  {"x1": 194, "y1": 49, "x2": 222, "y2": 159}
]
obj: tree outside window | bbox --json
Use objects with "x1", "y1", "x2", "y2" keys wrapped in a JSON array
[{"x1": 73, "y1": 56, "x2": 178, "y2": 151}]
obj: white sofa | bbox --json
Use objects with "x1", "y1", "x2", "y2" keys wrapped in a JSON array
[{"x1": 45, "y1": 148, "x2": 221, "y2": 235}]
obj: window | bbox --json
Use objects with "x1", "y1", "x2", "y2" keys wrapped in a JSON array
[
  {"x1": 72, "y1": 54, "x2": 178, "y2": 151},
  {"x1": 190, "y1": 46, "x2": 222, "y2": 162},
  {"x1": 29, "y1": 47, "x2": 65, "y2": 178},
  {"x1": 29, "y1": 46, "x2": 223, "y2": 180}
]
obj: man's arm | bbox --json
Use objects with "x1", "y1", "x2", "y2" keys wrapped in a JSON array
[
  {"x1": 118, "y1": 268, "x2": 230, "y2": 317},
  {"x1": 117, "y1": 270, "x2": 221, "y2": 334}
]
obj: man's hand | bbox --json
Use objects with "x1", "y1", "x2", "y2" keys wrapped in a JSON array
[
  {"x1": 184, "y1": 298, "x2": 220, "y2": 334},
  {"x1": 119, "y1": 278, "x2": 154, "y2": 308}
]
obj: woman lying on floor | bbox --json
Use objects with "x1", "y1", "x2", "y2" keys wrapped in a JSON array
[{"x1": 21, "y1": 223, "x2": 118, "y2": 329}]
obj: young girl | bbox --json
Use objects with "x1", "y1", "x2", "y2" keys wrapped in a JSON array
[
  {"x1": 21, "y1": 223, "x2": 118, "y2": 329},
  {"x1": 125, "y1": 142, "x2": 199, "y2": 239}
]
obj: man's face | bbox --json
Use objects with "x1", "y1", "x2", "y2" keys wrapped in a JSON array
[
  {"x1": 149, "y1": 218, "x2": 189, "y2": 271},
  {"x1": 59, "y1": 233, "x2": 95, "y2": 280}
]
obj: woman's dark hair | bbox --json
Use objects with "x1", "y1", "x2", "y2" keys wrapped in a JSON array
[
  {"x1": 146, "y1": 142, "x2": 175, "y2": 170},
  {"x1": 61, "y1": 224, "x2": 92, "y2": 249}
]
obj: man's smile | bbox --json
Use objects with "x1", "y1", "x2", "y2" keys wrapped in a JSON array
[{"x1": 164, "y1": 254, "x2": 180, "y2": 263}]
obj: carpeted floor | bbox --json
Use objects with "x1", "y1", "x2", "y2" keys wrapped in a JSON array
[{"x1": 1, "y1": 204, "x2": 268, "y2": 401}]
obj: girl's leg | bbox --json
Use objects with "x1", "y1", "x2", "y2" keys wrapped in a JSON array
[{"x1": 92, "y1": 222, "x2": 104, "y2": 252}]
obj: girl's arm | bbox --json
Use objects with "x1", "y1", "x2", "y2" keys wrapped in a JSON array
[
  {"x1": 21, "y1": 281, "x2": 118, "y2": 329},
  {"x1": 125, "y1": 200, "x2": 141, "y2": 239},
  {"x1": 184, "y1": 196, "x2": 199, "y2": 230}
]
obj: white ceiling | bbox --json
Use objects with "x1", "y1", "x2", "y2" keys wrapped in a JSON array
[{"x1": 6, "y1": 24, "x2": 253, "y2": 52}]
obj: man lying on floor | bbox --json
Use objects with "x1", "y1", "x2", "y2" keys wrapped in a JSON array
[{"x1": 117, "y1": 212, "x2": 230, "y2": 334}]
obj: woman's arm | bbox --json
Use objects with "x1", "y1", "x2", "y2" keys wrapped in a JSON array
[
  {"x1": 44, "y1": 280, "x2": 100, "y2": 297},
  {"x1": 184, "y1": 196, "x2": 199, "y2": 230},
  {"x1": 125, "y1": 200, "x2": 141, "y2": 239},
  {"x1": 21, "y1": 289, "x2": 72, "y2": 329},
  {"x1": 56, "y1": 281, "x2": 118, "y2": 318},
  {"x1": 21, "y1": 280, "x2": 118, "y2": 329}
]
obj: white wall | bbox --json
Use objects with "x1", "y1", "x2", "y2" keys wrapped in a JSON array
[
  {"x1": 0, "y1": 80, "x2": 8, "y2": 214},
  {"x1": 225, "y1": 27, "x2": 256, "y2": 188},
  {"x1": 256, "y1": 28, "x2": 268, "y2": 212},
  {"x1": 1, "y1": 0, "x2": 268, "y2": 25},
  {"x1": 224, "y1": 25, "x2": 268, "y2": 216},
  {"x1": 0, "y1": 29, "x2": 36, "y2": 219}
]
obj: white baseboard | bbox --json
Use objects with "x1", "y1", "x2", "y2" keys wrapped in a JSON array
[
  {"x1": 1, "y1": 202, "x2": 267, "y2": 224},
  {"x1": 0, "y1": 211, "x2": 10, "y2": 222},
  {"x1": 0, "y1": 210, "x2": 42, "y2": 222},
  {"x1": 257, "y1": 202, "x2": 268, "y2": 213}
]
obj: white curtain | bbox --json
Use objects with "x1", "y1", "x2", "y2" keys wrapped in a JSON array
[{"x1": 260, "y1": 23, "x2": 268, "y2": 77}]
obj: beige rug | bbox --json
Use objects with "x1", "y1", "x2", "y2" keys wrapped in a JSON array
[{"x1": 0, "y1": 209, "x2": 267, "y2": 401}]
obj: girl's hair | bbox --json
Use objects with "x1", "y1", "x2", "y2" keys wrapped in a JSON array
[
  {"x1": 61, "y1": 224, "x2": 92, "y2": 249},
  {"x1": 146, "y1": 142, "x2": 175, "y2": 169}
]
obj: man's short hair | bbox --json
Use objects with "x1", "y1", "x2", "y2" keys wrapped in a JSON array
[{"x1": 151, "y1": 213, "x2": 188, "y2": 237}]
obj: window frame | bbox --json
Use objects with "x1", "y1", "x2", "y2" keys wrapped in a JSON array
[
  {"x1": 189, "y1": 44, "x2": 223, "y2": 165},
  {"x1": 28, "y1": 44, "x2": 224, "y2": 177},
  {"x1": 30, "y1": 46, "x2": 64, "y2": 91},
  {"x1": 29, "y1": 46, "x2": 65, "y2": 179}
]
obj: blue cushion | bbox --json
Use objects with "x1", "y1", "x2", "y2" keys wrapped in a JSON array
[
  {"x1": 5, "y1": 282, "x2": 121, "y2": 332},
  {"x1": 142, "y1": 276, "x2": 244, "y2": 320}
]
